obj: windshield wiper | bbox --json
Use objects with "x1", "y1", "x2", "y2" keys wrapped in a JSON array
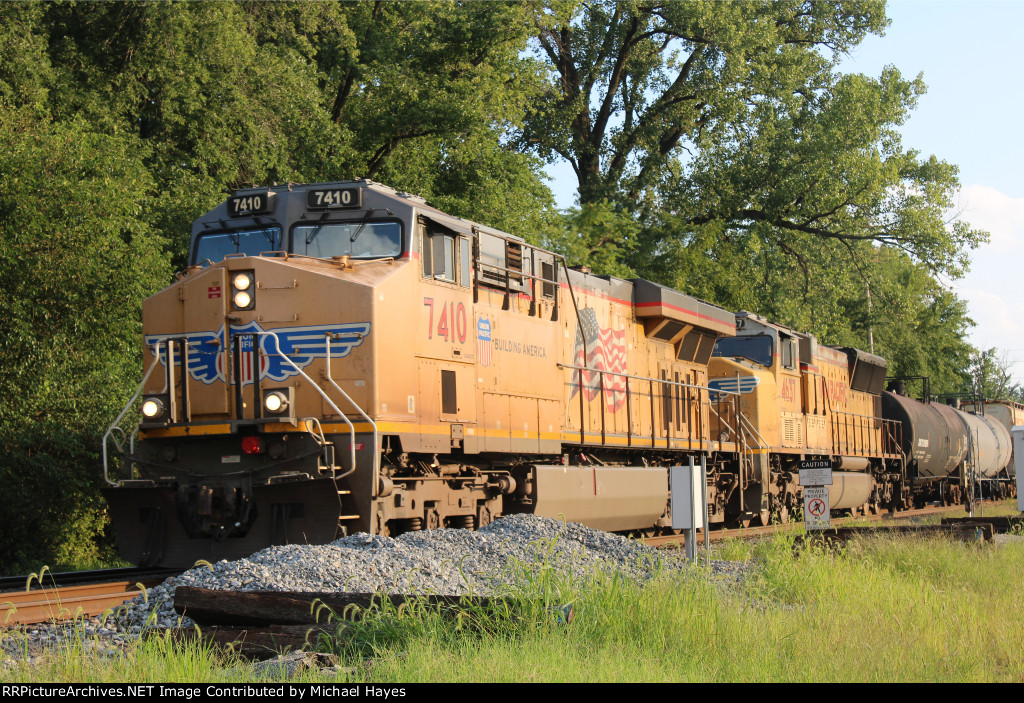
[
  {"x1": 305, "y1": 213, "x2": 331, "y2": 246},
  {"x1": 350, "y1": 208, "x2": 394, "y2": 245}
]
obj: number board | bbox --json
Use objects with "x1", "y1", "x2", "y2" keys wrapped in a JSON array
[
  {"x1": 307, "y1": 188, "x2": 361, "y2": 210},
  {"x1": 227, "y1": 193, "x2": 275, "y2": 217}
]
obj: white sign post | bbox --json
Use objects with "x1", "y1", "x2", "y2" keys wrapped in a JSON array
[
  {"x1": 803, "y1": 486, "x2": 831, "y2": 530},
  {"x1": 671, "y1": 458, "x2": 706, "y2": 563},
  {"x1": 799, "y1": 460, "x2": 832, "y2": 531}
]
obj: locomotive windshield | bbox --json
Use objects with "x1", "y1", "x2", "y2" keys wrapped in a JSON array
[
  {"x1": 192, "y1": 226, "x2": 282, "y2": 266},
  {"x1": 292, "y1": 221, "x2": 402, "y2": 259},
  {"x1": 712, "y1": 334, "x2": 773, "y2": 367}
]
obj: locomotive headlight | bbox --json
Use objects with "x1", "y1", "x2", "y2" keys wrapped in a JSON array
[
  {"x1": 231, "y1": 270, "x2": 256, "y2": 310},
  {"x1": 141, "y1": 397, "x2": 165, "y2": 419},
  {"x1": 263, "y1": 389, "x2": 291, "y2": 414},
  {"x1": 232, "y1": 272, "x2": 253, "y2": 290},
  {"x1": 264, "y1": 392, "x2": 284, "y2": 412}
]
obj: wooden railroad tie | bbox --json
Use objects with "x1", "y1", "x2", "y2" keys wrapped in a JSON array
[{"x1": 170, "y1": 586, "x2": 574, "y2": 658}]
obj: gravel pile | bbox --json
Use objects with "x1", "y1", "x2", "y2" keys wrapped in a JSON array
[
  {"x1": 114, "y1": 514, "x2": 747, "y2": 630},
  {"x1": 2, "y1": 515, "x2": 748, "y2": 667}
]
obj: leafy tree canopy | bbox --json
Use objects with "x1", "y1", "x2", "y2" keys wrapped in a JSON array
[
  {"x1": 525, "y1": 0, "x2": 987, "y2": 282},
  {"x1": 963, "y1": 349, "x2": 1024, "y2": 403},
  {"x1": 0, "y1": 105, "x2": 170, "y2": 570}
]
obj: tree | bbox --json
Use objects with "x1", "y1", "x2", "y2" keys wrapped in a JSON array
[
  {"x1": 0, "y1": 106, "x2": 171, "y2": 571},
  {"x1": 853, "y1": 247, "x2": 976, "y2": 396},
  {"x1": 524, "y1": 1, "x2": 986, "y2": 282},
  {"x1": 4, "y1": 1, "x2": 557, "y2": 265},
  {"x1": 965, "y1": 349, "x2": 1024, "y2": 402}
]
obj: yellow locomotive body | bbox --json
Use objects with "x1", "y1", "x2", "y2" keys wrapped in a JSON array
[
  {"x1": 708, "y1": 312, "x2": 904, "y2": 523},
  {"x1": 104, "y1": 181, "x2": 739, "y2": 566}
]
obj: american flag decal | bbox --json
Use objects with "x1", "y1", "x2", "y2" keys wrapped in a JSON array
[
  {"x1": 477, "y1": 316, "x2": 492, "y2": 367},
  {"x1": 570, "y1": 307, "x2": 627, "y2": 412}
]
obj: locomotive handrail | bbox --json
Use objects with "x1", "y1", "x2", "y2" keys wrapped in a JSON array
[
  {"x1": 557, "y1": 363, "x2": 738, "y2": 396},
  {"x1": 258, "y1": 330, "x2": 359, "y2": 480},
  {"x1": 738, "y1": 411, "x2": 770, "y2": 453},
  {"x1": 102, "y1": 348, "x2": 164, "y2": 485},
  {"x1": 324, "y1": 335, "x2": 379, "y2": 491},
  {"x1": 830, "y1": 408, "x2": 901, "y2": 457},
  {"x1": 556, "y1": 257, "x2": 590, "y2": 445},
  {"x1": 474, "y1": 260, "x2": 553, "y2": 287},
  {"x1": 558, "y1": 361, "x2": 742, "y2": 450}
]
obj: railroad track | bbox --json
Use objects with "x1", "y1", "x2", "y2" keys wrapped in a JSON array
[
  {"x1": 1, "y1": 501, "x2": 1013, "y2": 625},
  {"x1": 0, "y1": 568, "x2": 179, "y2": 627},
  {"x1": 643, "y1": 501, "x2": 1014, "y2": 548}
]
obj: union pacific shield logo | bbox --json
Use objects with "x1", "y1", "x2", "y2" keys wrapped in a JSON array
[
  {"x1": 477, "y1": 317, "x2": 492, "y2": 367},
  {"x1": 145, "y1": 321, "x2": 371, "y2": 385}
]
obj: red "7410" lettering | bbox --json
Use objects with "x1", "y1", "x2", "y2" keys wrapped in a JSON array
[{"x1": 423, "y1": 297, "x2": 467, "y2": 343}]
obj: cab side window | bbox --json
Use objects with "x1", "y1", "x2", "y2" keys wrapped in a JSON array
[
  {"x1": 422, "y1": 227, "x2": 470, "y2": 287},
  {"x1": 781, "y1": 337, "x2": 797, "y2": 370}
]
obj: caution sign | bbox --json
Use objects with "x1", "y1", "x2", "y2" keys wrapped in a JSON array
[
  {"x1": 798, "y1": 459, "x2": 833, "y2": 487},
  {"x1": 804, "y1": 485, "x2": 831, "y2": 531}
]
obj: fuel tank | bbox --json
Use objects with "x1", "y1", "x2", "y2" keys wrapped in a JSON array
[{"x1": 881, "y1": 391, "x2": 966, "y2": 479}]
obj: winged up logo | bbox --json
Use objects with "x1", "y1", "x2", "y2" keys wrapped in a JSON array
[
  {"x1": 708, "y1": 375, "x2": 760, "y2": 402},
  {"x1": 145, "y1": 321, "x2": 371, "y2": 386}
]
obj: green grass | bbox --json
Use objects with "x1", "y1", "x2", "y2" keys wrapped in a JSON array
[
  {"x1": 336, "y1": 533, "x2": 1024, "y2": 682},
  {"x1": 5, "y1": 528, "x2": 1024, "y2": 682}
]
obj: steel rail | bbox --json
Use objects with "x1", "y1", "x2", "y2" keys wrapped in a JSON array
[
  {"x1": 1, "y1": 571, "x2": 176, "y2": 626},
  {"x1": 642, "y1": 500, "x2": 1015, "y2": 549}
]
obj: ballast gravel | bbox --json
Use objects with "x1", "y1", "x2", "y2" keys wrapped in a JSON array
[
  {"x1": 115, "y1": 514, "x2": 747, "y2": 630},
  {"x1": 2, "y1": 515, "x2": 748, "y2": 666}
]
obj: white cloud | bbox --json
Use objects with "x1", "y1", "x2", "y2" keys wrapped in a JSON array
[
  {"x1": 956, "y1": 185, "x2": 1024, "y2": 251},
  {"x1": 952, "y1": 185, "x2": 1024, "y2": 366}
]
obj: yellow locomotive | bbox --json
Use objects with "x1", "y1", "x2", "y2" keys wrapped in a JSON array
[
  {"x1": 105, "y1": 180, "x2": 940, "y2": 567},
  {"x1": 707, "y1": 312, "x2": 905, "y2": 526},
  {"x1": 104, "y1": 181, "x2": 742, "y2": 566}
]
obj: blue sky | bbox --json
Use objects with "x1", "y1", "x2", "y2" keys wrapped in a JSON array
[
  {"x1": 545, "y1": 1, "x2": 1024, "y2": 380},
  {"x1": 844, "y1": 0, "x2": 1024, "y2": 376}
]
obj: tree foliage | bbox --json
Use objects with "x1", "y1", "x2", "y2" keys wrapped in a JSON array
[
  {"x1": 528, "y1": 0, "x2": 988, "y2": 392},
  {"x1": 964, "y1": 349, "x2": 1024, "y2": 403},
  {"x1": 26, "y1": 0, "x2": 557, "y2": 265},
  {"x1": 0, "y1": 0, "x2": 1000, "y2": 570},
  {"x1": 0, "y1": 107, "x2": 170, "y2": 570}
]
